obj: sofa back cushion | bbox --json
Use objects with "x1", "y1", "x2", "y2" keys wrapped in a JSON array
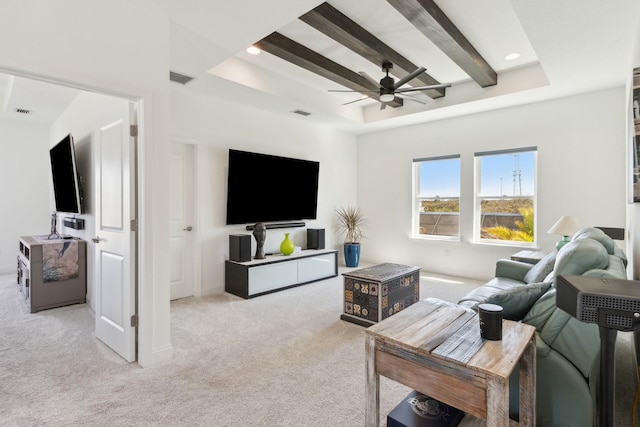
[
  {"x1": 553, "y1": 238, "x2": 608, "y2": 277},
  {"x1": 572, "y1": 227, "x2": 615, "y2": 254}
]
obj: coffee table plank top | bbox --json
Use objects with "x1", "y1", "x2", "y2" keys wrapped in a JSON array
[
  {"x1": 367, "y1": 298, "x2": 536, "y2": 378},
  {"x1": 467, "y1": 320, "x2": 536, "y2": 379}
]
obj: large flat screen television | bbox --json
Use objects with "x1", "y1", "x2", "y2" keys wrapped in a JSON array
[
  {"x1": 50, "y1": 133, "x2": 84, "y2": 214},
  {"x1": 226, "y1": 149, "x2": 319, "y2": 225}
]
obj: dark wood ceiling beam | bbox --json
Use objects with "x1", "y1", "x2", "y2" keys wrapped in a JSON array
[
  {"x1": 255, "y1": 32, "x2": 403, "y2": 108},
  {"x1": 387, "y1": 0, "x2": 497, "y2": 87},
  {"x1": 299, "y1": 2, "x2": 445, "y2": 99}
]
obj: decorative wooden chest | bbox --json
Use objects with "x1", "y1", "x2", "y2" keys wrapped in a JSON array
[{"x1": 341, "y1": 263, "x2": 420, "y2": 326}]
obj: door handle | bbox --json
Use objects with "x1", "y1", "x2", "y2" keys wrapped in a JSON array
[
  {"x1": 183, "y1": 226, "x2": 193, "y2": 232},
  {"x1": 92, "y1": 236, "x2": 101, "y2": 243}
]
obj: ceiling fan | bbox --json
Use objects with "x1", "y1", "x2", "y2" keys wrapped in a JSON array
[{"x1": 329, "y1": 62, "x2": 451, "y2": 109}]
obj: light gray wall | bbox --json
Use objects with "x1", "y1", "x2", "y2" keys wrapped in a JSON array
[
  {"x1": 357, "y1": 88, "x2": 627, "y2": 280},
  {"x1": 170, "y1": 89, "x2": 359, "y2": 295},
  {"x1": 0, "y1": 119, "x2": 50, "y2": 273}
]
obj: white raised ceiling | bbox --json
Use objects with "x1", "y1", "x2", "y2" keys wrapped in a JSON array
[
  {"x1": 173, "y1": 0, "x2": 640, "y2": 133},
  {"x1": 2, "y1": 0, "x2": 639, "y2": 133}
]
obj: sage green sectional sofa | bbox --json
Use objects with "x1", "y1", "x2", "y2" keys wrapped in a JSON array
[{"x1": 457, "y1": 227, "x2": 628, "y2": 427}]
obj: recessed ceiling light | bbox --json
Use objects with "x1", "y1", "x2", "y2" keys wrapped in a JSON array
[
  {"x1": 246, "y1": 46, "x2": 261, "y2": 55},
  {"x1": 504, "y1": 53, "x2": 521, "y2": 61}
]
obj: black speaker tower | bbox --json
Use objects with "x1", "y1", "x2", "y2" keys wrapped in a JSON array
[
  {"x1": 307, "y1": 228, "x2": 325, "y2": 250},
  {"x1": 229, "y1": 234, "x2": 251, "y2": 262}
]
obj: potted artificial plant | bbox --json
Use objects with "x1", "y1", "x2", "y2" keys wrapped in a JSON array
[{"x1": 335, "y1": 206, "x2": 367, "y2": 267}]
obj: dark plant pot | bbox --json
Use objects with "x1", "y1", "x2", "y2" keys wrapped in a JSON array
[{"x1": 344, "y1": 243, "x2": 360, "y2": 267}]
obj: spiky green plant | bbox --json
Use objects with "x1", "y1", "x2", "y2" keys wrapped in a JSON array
[
  {"x1": 335, "y1": 206, "x2": 367, "y2": 243},
  {"x1": 484, "y1": 207, "x2": 534, "y2": 242}
]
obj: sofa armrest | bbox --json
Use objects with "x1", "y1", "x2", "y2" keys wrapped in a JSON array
[{"x1": 495, "y1": 259, "x2": 533, "y2": 282}]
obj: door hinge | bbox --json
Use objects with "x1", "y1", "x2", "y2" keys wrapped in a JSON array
[
  {"x1": 130, "y1": 219, "x2": 138, "y2": 232},
  {"x1": 131, "y1": 314, "x2": 138, "y2": 327},
  {"x1": 130, "y1": 124, "x2": 138, "y2": 137}
]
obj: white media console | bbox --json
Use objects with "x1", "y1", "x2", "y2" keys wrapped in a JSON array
[{"x1": 225, "y1": 249, "x2": 338, "y2": 298}]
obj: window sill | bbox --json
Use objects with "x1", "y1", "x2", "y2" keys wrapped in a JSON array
[
  {"x1": 472, "y1": 239, "x2": 539, "y2": 250},
  {"x1": 412, "y1": 234, "x2": 461, "y2": 243}
]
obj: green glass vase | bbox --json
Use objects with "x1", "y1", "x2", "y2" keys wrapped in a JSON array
[{"x1": 280, "y1": 233, "x2": 295, "y2": 256}]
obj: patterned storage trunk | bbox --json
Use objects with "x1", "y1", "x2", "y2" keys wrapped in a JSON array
[{"x1": 341, "y1": 263, "x2": 420, "y2": 326}]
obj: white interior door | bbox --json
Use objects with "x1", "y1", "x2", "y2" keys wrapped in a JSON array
[
  {"x1": 169, "y1": 142, "x2": 195, "y2": 300},
  {"x1": 94, "y1": 103, "x2": 136, "y2": 362}
]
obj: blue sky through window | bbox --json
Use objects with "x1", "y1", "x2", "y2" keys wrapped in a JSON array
[
  {"x1": 479, "y1": 152, "x2": 535, "y2": 196},
  {"x1": 418, "y1": 158, "x2": 460, "y2": 198},
  {"x1": 418, "y1": 151, "x2": 535, "y2": 198}
]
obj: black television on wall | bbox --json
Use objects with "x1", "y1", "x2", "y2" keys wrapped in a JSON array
[
  {"x1": 225, "y1": 149, "x2": 319, "y2": 225},
  {"x1": 49, "y1": 133, "x2": 84, "y2": 214}
]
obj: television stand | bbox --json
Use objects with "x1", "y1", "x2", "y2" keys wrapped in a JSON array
[{"x1": 225, "y1": 249, "x2": 338, "y2": 298}]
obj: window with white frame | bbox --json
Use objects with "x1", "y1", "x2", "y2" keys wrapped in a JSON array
[
  {"x1": 413, "y1": 155, "x2": 461, "y2": 239},
  {"x1": 474, "y1": 147, "x2": 537, "y2": 244}
]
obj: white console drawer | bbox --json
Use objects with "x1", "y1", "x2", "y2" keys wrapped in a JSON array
[
  {"x1": 225, "y1": 249, "x2": 338, "y2": 299},
  {"x1": 298, "y1": 253, "x2": 336, "y2": 283},
  {"x1": 248, "y1": 261, "x2": 298, "y2": 295}
]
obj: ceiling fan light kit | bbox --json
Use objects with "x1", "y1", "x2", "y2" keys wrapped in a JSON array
[
  {"x1": 379, "y1": 93, "x2": 395, "y2": 103},
  {"x1": 329, "y1": 60, "x2": 451, "y2": 107}
]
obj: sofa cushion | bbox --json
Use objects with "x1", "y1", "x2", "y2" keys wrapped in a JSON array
[
  {"x1": 572, "y1": 227, "x2": 615, "y2": 254},
  {"x1": 553, "y1": 238, "x2": 608, "y2": 276},
  {"x1": 524, "y1": 251, "x2": 556, "y2": 284},
  {"x1": 483, "y1": 281, "x2": 552, "y2": 320}
]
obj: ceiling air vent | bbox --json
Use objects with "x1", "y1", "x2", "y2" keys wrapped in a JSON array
[
  {"x1": 292, "y1": 109, "x2": 311, "y2": 116},
  {"x1": 15, "y1": 108, "x2": 31, "y2": 115},
  {"x1": 169, "y1": 71, "x2": 195, "y2": 85}
]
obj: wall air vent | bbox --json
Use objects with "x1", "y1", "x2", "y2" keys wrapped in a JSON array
[
  {"x1": 292, "y1": 109, "x2": 311, "y2": 116},
  {"x1": 169, "y1": 71, "x2": 195, "y2": 85},
  {"x1": 16, "y1": 108, "x2": 31, "y2": 114}
]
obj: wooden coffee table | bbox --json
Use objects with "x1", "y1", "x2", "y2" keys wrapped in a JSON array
[{"x1": 365, "y1": 298, "x2": 536, "y2": 427}]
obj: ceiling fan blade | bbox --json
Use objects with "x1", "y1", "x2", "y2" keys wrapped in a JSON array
[
  {"x1": 395, "y1": 93, "x2": 427, "y2": 105},
  {"x1": 393, "y1": 67, "x2": 426, "y2": 89},
  {"x1": 329, "y1": 89, "x2": 378, "y2": 93},
  {"x1": 358, "y1": 71, "x2": 380, "y2": 88},
  {"x1": 395, "y1": 83, "x2": 452, "y2": 93},
  {"x1": 342, "y1": 96, "x2": 371, "y2": 106}
]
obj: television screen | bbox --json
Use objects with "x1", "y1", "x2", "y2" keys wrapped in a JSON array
[
  {"x1": 226, "y1": 149, "x2": 319, "y2": 225},
  {"x1": 50, "y1": 133, "x2": 84, "y2": 214}
]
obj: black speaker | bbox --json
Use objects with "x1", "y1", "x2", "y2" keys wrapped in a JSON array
[
  {"x1": 307, "y1": 228, "x2": 325, "y2": 250},
  {"x1": 556, "y1": 275, "x2": 640, "y2": 331},
  {"x1": 229, "y1": 234, "x2": 251, "y2": 262}
]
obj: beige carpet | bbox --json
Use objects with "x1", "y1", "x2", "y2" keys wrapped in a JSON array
[{"x1": 0, "y1": 269, "x2": 637, "y2": 426}]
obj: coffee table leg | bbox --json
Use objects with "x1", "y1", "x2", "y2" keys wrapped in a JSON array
[
  {"x1": 519, "y1": 335, "x2": 536, "y2": 427},
  {"x1": 365, "y1": 334, "x2": 379, "y2": 427},
  {"x1": 486, "y1": 375, "x2": 509, "y2": 427}
]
